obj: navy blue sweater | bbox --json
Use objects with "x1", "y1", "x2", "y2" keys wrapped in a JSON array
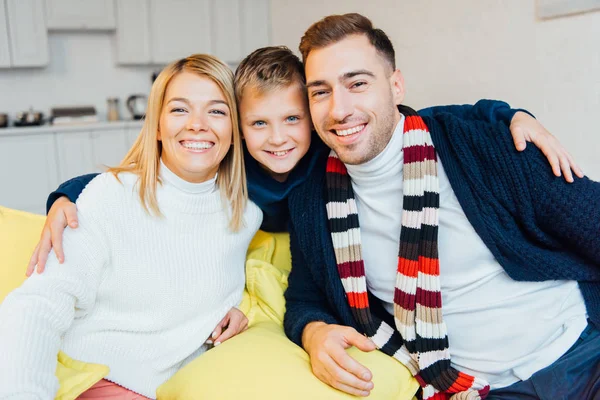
[
  {"x1": 283, "y1": 104, "x2": 600, "y2": 348},
  {"x1": 46, "y1": 101, "x2": 524, "y2": 232}
]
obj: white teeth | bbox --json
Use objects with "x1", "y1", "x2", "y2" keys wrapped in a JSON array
[
  {"x1": 336, "y1": 125, "x2": 364, "y2": 136},
  {"x1": 269, "y1": 150, "x2": 290, "y2": 157},
  {"x1": 182, "y1": 141, "x2": 213, "y2": 150}
]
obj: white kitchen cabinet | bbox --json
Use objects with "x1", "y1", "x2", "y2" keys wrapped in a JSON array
[
  {"x1": 45, "y1": 0, "x2": 116, "y2": 30},
  {"x1": 5, "y1": 0, "x2": 49, "y2": 67},
  {"x1": 126, "y1": 124, "x2": 142, "y2": 148},
  {"x1": 0, "y1": 133, "x2": 59, "y2": 214},
  {"x1": 114, "y1": 0, "x2": 268, "y2": 65},
  {"x1": 90, "y1": 128, "x2": 130, "y2": 171},
  {"x1": 212, "y1": 0, "x2": 242, "y2": 64},
  {"x1": 240, "y1": 0, "x2": 270, "y2": 56},
  {"x1": 0, "y1": 1, "x2": 11, "y2": 67},
  {"x1": 0, "y1": 122, "x2": 143, "y2": 214},
  {"x1": 55, "y1": 131, "x2": 96, "y2": 183},
  {"x1": 115, "y1": 0, "x2": 151, "y2": 64},
  {"x1": 0, "y1": 0, "x2": 10, "y2": 68},
  {"x1": 150, "y1": 0, "x2": 212, "y2": 63}
]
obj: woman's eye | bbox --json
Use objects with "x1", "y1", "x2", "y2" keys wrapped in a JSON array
[
  {"x1": 170, "y1": 108, "x2": 186, "y2": 113},
  {"x1": 210, "y1": 109, "x2": 227, "y2": 116},
  {"x1": 252, "y1": 121, "x2": 266, "y2": 127},
  {"x1": 286, "y1": 116, "x2": 299, "y2": 123}
]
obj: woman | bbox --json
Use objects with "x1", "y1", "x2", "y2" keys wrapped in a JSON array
[{"x1": 0, "y1": 54, "x2": 262, "y2": 398}]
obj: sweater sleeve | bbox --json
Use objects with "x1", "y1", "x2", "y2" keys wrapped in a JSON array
[
  {"x1": 46, "y1": 173, "x2": 99, "y2": 214},
  {"x1": 283, "y1": 223, "x2": 340, "y2": 347},
  {"x1": 526, "y1": 151, "x2": 600, "y2": 265},
  {"x1": 0, "y1": 177, "x2": 111, "y2": 398},
  {"x1": 419, "y1": 99, "x2": 534, "y2": 126}
]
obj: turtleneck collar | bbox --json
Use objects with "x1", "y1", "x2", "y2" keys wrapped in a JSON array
[
  {"x1": 346, "y1": 114, "x2": 405, "y2": 184},
  {"x1": 157, "y1": 159, "x2": 222, "y2": 215},
  {"x1": 159, "y1": 159, "x2": 217, "y2": 195}
]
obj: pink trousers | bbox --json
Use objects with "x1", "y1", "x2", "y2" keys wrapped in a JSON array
[{"x1": 77, "y1": 379, "x2": 151, "y2": 399}]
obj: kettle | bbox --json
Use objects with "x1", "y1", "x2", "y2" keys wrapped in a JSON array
[{"x1": 127, "y1": 95, "x2": 147, "y2": 120}]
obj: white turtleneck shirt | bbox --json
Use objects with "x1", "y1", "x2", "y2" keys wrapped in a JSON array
[
  {"x1": 345, "y1": 116, "x2": 586, "y2": 389},
  {"x1": 0, "y1": 161, "x2": 262, "y2": 398}
]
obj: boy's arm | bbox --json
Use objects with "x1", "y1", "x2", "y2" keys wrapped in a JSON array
[
  {"x1": 27, "y1": 173, "x2": 100, "y2": 276},
  {"x1": 420, "y1": 99, "x2": 582, "y2": 182},
  {"x1": 419, "y1": 99, "x2": 531, "y2": 125},
  {"x1": 46, "y1": 173, "x2": 99, "y2": 214}
]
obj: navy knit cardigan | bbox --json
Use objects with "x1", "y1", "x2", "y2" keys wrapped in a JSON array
[{"x1": 283, "y1": 105, "x2": 600, "y2": 347}]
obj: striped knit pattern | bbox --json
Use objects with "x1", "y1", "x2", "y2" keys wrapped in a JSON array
[{"x1": 325, "y1": 108, "x2": 490, "y2": 400}]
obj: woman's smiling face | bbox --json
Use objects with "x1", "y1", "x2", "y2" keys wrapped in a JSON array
[{"x1": 159, "y1": 71, "x2": 233, "y2": 183}]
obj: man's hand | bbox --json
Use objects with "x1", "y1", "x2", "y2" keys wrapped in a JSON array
[
  {"x1": 25, "y1": 196, "x2": 78, "y2": 276},
  {"x1": 207, "y1": 307, "x2": 249, "y2": 346},
  {"x1": 510, "y1": 111, "x2": 583, "y2": 182},
  {"x1": 302, "y1": 322, "x2": 377, "y2": 397}
]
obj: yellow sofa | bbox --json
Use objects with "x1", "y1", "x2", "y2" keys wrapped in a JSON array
[{"x1": 0, "y1": 206, "x2": 419, "y2": 399}]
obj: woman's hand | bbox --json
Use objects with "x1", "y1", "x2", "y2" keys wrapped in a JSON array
[
  {"x1": 510, "y1": 111, "x2": 583, "y2": 182},
  {"x1": 207, "y1": 307, "x2": 249, "y2": 346},
  {"x1": 25, "y1": 196, "x2": 79, "y2": 276}
]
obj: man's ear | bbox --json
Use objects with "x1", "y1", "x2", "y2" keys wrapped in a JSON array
[{"x1": 390, "y1": 69, "x2": 405, "y2": 105}]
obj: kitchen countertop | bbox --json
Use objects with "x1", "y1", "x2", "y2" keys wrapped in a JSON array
[{"x1": 0, "y1": 120, "x2": 144, "y2": 137}]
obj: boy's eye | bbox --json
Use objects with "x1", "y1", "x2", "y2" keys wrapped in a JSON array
[
  {"x1": 311, "y1": 90, "x2": 328, "y2": 98},
  {"x1": 252, "y1": 120, "x2": 266, "y2": 127},
  {"x1": 286, "y1": 116, "x2": 299, "y2": 123}
]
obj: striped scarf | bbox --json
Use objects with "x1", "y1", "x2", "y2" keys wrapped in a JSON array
[{"x1": 325, "y1": 108, "x2": 490, "y2": 400}]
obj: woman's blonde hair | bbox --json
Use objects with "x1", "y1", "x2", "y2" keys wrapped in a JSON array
[{"x1": 108, "y1": 54, "x2": 247, "y2": 231}]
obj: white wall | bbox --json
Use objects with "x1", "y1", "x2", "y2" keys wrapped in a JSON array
[
  {"x1": 0, "y1": 32, "x2": 158, "y2": 120},
  {"x1": 270, "y1": 0, "x2": 600, "y2": 179}
]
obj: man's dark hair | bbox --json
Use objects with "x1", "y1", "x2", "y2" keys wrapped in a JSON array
[{"x1": 299, "y1": 13, "x2": 396, "y2": 70}]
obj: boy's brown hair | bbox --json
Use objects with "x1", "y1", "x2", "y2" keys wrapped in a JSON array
[
  {"x1": 299, "y1": 13, "x2": 396, "y2": 71},
  {"x1": 234, "y1": 46, "x2": 305, "y2": 103}
]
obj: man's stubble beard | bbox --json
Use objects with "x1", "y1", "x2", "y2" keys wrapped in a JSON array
[{"x1": 340, "y1": 95, "x2": 398, "y2": 166}]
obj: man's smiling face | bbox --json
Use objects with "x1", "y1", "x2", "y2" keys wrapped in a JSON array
[{"x1": 305, "y1": 34, "x2": 405, "y2": 165}]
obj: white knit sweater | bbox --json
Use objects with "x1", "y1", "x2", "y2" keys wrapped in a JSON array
[{"x1": 0, "y1": 162, "x2": 262, "y2": 399}]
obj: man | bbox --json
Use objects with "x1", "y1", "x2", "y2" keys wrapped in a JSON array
[{"x1": 283, "y1": 13, "x2": 600, "y2": 400}]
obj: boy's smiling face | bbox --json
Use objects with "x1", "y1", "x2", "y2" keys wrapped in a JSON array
[{"x1": 239, "y1": 83, "x2": 312, "y2": 182}]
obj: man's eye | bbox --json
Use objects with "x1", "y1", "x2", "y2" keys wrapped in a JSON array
[
  {"x1": 311, "y1": 90, "x2": 328, "y2": 98},
  {"x1": 286, "y1": 116, "x2": 299, "y2": 123},
  {"x1": 351, "y1": 81, "x2": 367, "y2": 89},
  {"x1": 252, "y1": 120, "x2": 266, "y2": 127}
]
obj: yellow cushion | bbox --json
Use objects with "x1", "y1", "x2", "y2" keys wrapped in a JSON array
[
  {"x1": 0, "y1": 206, "x2": 45, "y2": 302},
  {"x1": 158, "y1": 321, "x2": 419, "y2": 400},
  {"x1": 243, "y1": 230, "x2": 291, "y2": 326},
  {"x1": 55, "y1": 352, "x2": 109, "y2": 400},
  {"x1": 158, "y1": 230, "x2": 419, "y2": 399}
]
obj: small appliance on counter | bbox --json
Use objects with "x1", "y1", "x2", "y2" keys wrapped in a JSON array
[
  {"x1": 107, "y1": 98, "x2": 120, "y2": 121},
  {"x1": 0, "y1": 113, "x2": 7, "y2": 128},
  {"x1": 51, "y1": 106, "x2": 98, "y2": 125},
  {"x1": 127, "y1": 94, "x2": 147, "y2": 120},
  {"x1": 14, "y1": 108, "x2": 44, "y2": 127}
]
